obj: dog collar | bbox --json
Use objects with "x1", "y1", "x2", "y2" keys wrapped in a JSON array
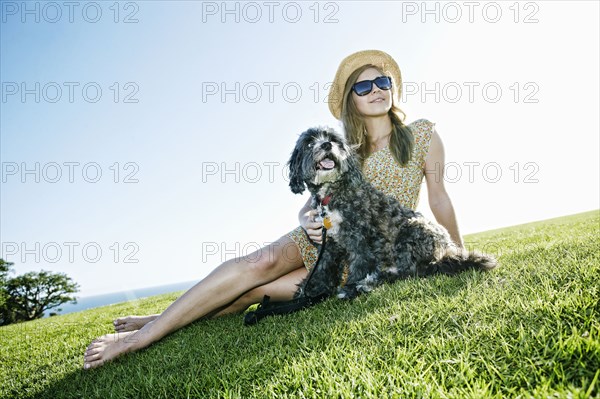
[{"x1": 320, "y1": 194, "x2": 332, "y2": 206}]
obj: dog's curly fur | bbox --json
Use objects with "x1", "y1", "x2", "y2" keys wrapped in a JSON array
[{"x1": 288, "y1": 126, "x2": 497, "y2": 300}]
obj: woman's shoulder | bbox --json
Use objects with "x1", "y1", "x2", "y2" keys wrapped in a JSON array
[
  {"x1": 406, "y1": 118, "x2": 436, "y2": 146},
  {"x1": 406, "y1": 118, "x2": 436, "y2": 133}
]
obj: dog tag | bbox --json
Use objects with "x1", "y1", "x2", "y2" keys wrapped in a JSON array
[{"x1": 323, "y1": 217, "x2": 332, "y2": 230}]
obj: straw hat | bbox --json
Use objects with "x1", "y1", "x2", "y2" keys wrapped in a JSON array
[{"x1": 328, "y1": 49, "x2": 402, "y2": 120}]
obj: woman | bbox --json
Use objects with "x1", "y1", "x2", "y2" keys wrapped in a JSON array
[{"x1": 83, "y1": 49, "x2": 464, "y2": 369}]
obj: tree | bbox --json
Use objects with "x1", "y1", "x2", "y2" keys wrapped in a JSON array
[
  {"x1": 0, "y1": 259, "x2": 14, "y2": 314},
  {"x1": 4, "y1": 269, "x2": 79, "y2": 323}
]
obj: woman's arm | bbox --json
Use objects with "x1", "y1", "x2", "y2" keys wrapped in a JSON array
[{"x1": 423, "y1": 127, "x2": 465, "y2": 248}]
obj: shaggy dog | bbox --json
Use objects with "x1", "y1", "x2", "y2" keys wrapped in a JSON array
[{"x1": 288, "y1": 126, "x2": 497, "y2": 300}]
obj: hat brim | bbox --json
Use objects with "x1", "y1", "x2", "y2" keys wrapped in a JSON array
[{"x1": 328, "y1": 50, "x2": 402, "y2": 120}]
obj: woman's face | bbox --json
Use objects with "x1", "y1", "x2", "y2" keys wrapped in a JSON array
[{"x1": 351, "y1": 67, "x2": 393, "y2": 117}]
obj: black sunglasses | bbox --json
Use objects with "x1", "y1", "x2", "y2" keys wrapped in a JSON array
[{"x1": 352, "y1": 76, "x2": 392, "y2": 96}]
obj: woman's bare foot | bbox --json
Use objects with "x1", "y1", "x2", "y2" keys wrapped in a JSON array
[
  {"x1": 83, "y1": 330, "x2": 141, "y2": 370},
  {"x1": 113, "y1": 314, "x2": 159, "y2": 332}
]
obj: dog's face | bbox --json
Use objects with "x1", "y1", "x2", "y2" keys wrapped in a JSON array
[{"x1": 287, "y1": 127, "x2": 359, "y2": 194}]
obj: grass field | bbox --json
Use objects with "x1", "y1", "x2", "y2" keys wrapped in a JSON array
[{"x1": 1, "y1": 210, "x2": 598, "y2": 398}]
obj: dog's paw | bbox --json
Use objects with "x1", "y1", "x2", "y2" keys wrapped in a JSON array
[
  {"x1": 356, "y1": 273, "x2": 379, "y2": 294},
  {"x1": 337, "y1": 285, "x2": 359, "y2": 300}
]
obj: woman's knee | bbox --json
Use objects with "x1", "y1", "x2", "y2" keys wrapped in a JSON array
[
  {"x1": 245, "y1": 239, "x2": 302, "y2": 279},
  {"x1": 243, "y1": 246, "x2": 279, "y2": 278}
]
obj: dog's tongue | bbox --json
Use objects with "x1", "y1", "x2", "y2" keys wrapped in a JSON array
[{"x1": 319, "y1": 158, "x2": 335, "y2": 170}]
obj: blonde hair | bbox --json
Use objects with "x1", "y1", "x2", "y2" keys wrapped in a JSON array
[{"x1": 340, "y1": 64, "x2": 414, "y2": 166}]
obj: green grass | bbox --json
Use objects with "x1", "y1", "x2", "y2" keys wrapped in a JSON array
[{"x1": 1, "y1": 210, "x2": 598, "y2": 398}]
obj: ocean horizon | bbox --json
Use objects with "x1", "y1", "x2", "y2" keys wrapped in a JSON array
[{"x1": 53, "y1": 280, "x2": 198, "y2": 316}]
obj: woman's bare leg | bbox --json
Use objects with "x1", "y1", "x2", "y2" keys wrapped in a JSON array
[
  {"x1": 211, "y1": 266, "x2": 307, "y2": 317},
  {"x1": 83, "y1": 236, "x2": 305, "y2": 369},
  {"x1": 113, "y1": 267, "x2": 307, "y2": 332}
]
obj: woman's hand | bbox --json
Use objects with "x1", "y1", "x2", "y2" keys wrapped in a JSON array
[
  {"x1": 301, "y1": 209, "x2": 324, "y2": 245},
  {"x1": 300, "y1": 209, "x2": 324, "y2": 245}
]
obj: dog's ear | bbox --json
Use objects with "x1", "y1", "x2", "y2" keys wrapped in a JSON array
[
  {"x1": 287, "y1": 144, "x2": 306, "y2": 194},
  {"x1": 342, "y1": 144, "x2": 365, "y2": 187}
]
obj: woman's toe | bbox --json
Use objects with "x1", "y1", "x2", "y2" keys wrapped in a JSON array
[
  {"x1": 84, "y1": 352, "x2": 101, "y2": 362},
  {"x1": 84, "y1": 359, "x2": 104, "y2": 370}
]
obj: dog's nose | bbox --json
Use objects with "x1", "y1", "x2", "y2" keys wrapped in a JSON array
[{"x1": 321, "y1": 142, "x2": 332, "y2": 151}]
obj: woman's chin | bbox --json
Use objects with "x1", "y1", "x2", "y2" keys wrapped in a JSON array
[{"x1": 361, "y1": 107, "x2": 391, "y2": 118}]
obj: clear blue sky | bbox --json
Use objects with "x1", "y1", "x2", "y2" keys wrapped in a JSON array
[{"x1": 1, "y1": 1, "x2": 598, "y2": 297}]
